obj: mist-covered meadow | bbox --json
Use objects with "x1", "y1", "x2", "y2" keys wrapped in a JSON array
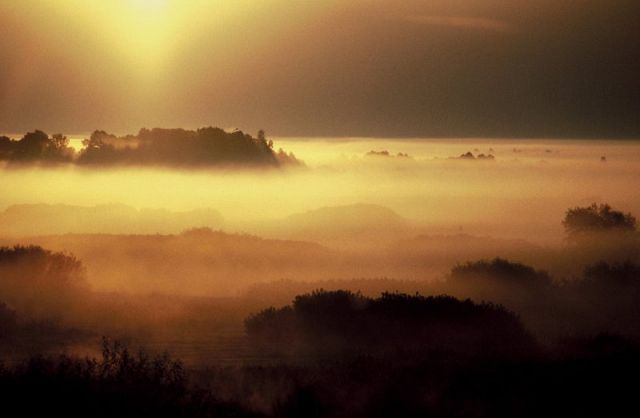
[
  {"x1": 3, "y1": 0, "x2": 639, "y2": 414},
  {"x1": 1, "y1": 134, "x2": 640, "y2": 417},
  {"x1": 3, "y1": 137, "x2": 639, "y2": 241}
]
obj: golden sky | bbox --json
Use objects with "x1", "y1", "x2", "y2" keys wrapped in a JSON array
[{"x1": 1, "y1": 0, "x2": 639, "y2": 138}]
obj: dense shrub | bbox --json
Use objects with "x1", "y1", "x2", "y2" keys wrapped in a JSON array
[
  {"x1": 563, "y1": 203, "x2": 637, "y2": 241},
  {"x1": 449, "y1": 258, "x2": 551, "y2": 289},
  {"x1": 246, "y1": 290, "x2": 534, "y2": 358},
  {"x1": 0, "y1": 338, "x2": 256, "y2": 418}
]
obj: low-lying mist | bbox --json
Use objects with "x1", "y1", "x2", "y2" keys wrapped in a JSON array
[
  {"x1": 1, "y1": 138, "x2": 639, "y2": 365},
  {"x1": 1, "y1": 137, "x2": 639, "y2": 417},
  {"x1": 2, "y1": 138, "x2": 639, "y2": 245}
]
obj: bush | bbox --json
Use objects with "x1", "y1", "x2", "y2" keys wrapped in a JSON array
[
  {"x1": 0, "y1": 245, "x2": 87, "y2": 319},
  {"x1": 246, "y1": 290, "x2": 534, "y2": 358},
  {"x1": 449, "y1": 258, "x2": 551, "y2": 289},
  {"x1": 563, "y1": 203, "x2": 637, "y2": 240},
  {"x1": 0, "y1": 338, "x2": 256, "y2": 418}
]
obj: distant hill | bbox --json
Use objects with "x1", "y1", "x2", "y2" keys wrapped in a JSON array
[
  {"x1": 0, "y1": 228, "x2": 339, "y2": 295},
  {"x1": 392, "y1": 233, "x2": 543, "y2": 263},
  {"x1": 0, "y1": 206, "x2": 553, "y2": 296},
  {"x1": 0, "y1": 204, "x2": 223, "y2": 236},
  {"x1": 279, "y1": 203, "x2": 413, "y2": 248}
]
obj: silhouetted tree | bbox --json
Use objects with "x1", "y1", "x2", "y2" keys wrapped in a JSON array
[
  {"x1": 445, "y1": 258, "x2": 558, "y2": 340},
  {"x1": 476, "y1": 153, "x2": 495, "y2": 160},
  {"x1": 276, "y1": 148, "x2": 302, "y2": 166},
  {"x1": 0, "y1": 302, "x2": 18, "y2": 338},
  {"x1": 0, "y1": 338, "x2": 257, "y2": 417},
  {"x1": 572, "y1": 261, "x2": 640, "y2": 336},
  {"x1": 0, "y1": 131, "x2": 74, "y2": 163},
  {"x1": 0, "y1": 135, "x2": 13, "y2": 159},
  {"x1": 583, "y1": 261, "x2": 640, "y2": 289},
  {"x1": 76, "y1": 126, "x2": 294, "y2": 167},
  {"x1": 2, "y1": 127, "x2": 300, "y2": 167},
  {"x1": 12, "y1": 130, "x2": 49, "y2": 161},
  {"x1": 0, "y1": 245, "x2": 87, "y2": 318},
  {"x1": 82, "y1": 130, "x2": 117, "y2": 150},
  {"x1": 246, "y1": 290, "x2": 533, "y2": 358},
  {"x1": 449, "y1": 258, "x2": 551, "y2": 288},
  {"x1": 366, "y1": 150, "x2": 391, "y2": 157},
  {"x1": 44, "y1": 133, "x2": 74, "y2": 161},
  {"x1": 563, "y1": 203, "x2": 637, "y2": 240},
  {"x1": 77, "y1": 130, "x2": 120, "y2": 164}
]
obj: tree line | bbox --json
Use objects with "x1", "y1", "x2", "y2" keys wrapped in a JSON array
[{"x1": 0, "y1": 127, "x2": 301, "y2": 168}]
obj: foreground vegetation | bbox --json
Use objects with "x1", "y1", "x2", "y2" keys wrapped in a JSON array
[
  {"x1": 0, "y1": 202, "x2": 638, "y2": 416},
  {"x1": 1, "y1": 318, "x2": 638, "y2": 417}
]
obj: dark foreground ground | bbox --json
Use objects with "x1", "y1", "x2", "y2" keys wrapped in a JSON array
[{"x1": 1, "y1": 333, "x2": 638, "y2": 418}]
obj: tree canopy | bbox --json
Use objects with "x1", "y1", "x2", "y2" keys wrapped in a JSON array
[
  {"x1": 0, "y1": 131, "x2": 74, "y2": 163},
  {"x1": 245, "y1": 290, "x2": 533, "y2": 357},
  {"x1": 449, "y1": 258, "x2": 551, "y2": 288},
  {"x1": 0, "y1": 127, "x2": 301, "y2": 168},
  {"x1": 563, "y1": 203, "x2": 637, "y2": 240}
]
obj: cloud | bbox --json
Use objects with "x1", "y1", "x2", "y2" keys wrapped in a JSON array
[{"x1": 405, "y1": 15, "x2": 513, "y2": 33}]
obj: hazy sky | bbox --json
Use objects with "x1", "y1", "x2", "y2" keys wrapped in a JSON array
[{"x1": 1, "y1": 0, "x2": 638, "y2": 138}]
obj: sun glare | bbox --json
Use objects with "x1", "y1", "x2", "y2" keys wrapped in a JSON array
[{"x1": 130, "y1": 0, "x2": 169, "y2": 12}]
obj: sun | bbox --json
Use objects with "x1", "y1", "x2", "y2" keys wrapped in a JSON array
[
  {"x1": 129, "y1": 0, "x2": 169, "y2": 12},
  {"x1": 115, "y1": 0, "x2": 175, "y2": 73}
]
